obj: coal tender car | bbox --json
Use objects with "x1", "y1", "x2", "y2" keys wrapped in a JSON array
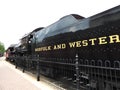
[
  {"x1": 14, "y1": 5, "x2": 120, "y2": 90},
  {"x1": 5, "y1": 44, "x2": 17, "y2": 62}
]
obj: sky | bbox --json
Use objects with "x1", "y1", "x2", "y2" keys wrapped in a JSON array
[{"x1": 0, "y1": 0, "x2": 119, "y2": 49}]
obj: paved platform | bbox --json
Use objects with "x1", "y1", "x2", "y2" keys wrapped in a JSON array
[{"x1": 0, "y1": 57, "x2": 64, "y2": 90}]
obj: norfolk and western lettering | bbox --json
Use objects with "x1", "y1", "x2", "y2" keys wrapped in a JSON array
[{"x1": 35, "y1": 34, "x2": 120, "y2": 52}]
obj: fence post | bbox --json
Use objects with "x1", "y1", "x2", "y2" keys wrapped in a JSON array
[
  {"x1": 75, "y1": 54, "x2": 80, "y2": 90},
  {"x1": 22, "y1": 56, "x2": 25, "y2": 73},
  {"x1": 15, "y1": 55, "x2": 17, "y2": 68},
  {"x1": 37, "y1": 55, "x2": 40, "y2": 81}
]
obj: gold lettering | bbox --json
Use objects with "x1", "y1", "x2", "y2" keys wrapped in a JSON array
[
  {"x1": 62, "y1": 44, "x2": 66, "y2": 49},
  {"x1": 82, "y1": 40, "x2": 88, "y2": 46},
  {"x1": 109, "y1": 35, "x2": 120, "y2": 43},
  {"x1": 35, "y1": 48, "x2": 37, "y2": 51},
  {"x1": 48, "y1": 46, "x2": 51, "y2": 50},
  {"x1": 89, "y1": 38, "x2": 97, "y2": 45},
  {"x1": 99, "y1": 36, "x2": 107, "y2": 45},
  {"x1": 76, "y1": 41, "x2": 81, "y2": 47},
  {"x1": 35, "y1": 34, "x2": 120, "y2": 52},
  {"x1": 54, "y1": 45, "x2": 57, "y2": 50},
  {"x1": 69, "y1": 42, "x2": 76, "y2": 48},
  {"x1": 57, "y1": 44, "x2": 61, "y2": 49},
  {"x1": 35, "y1": 46, "x2": 52, "y2": 51},
  {"x1": 53, "y1": 44, "x2": 66, "y2": 50}
]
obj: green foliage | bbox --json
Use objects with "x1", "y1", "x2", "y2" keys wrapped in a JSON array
[{"x1": 0, "y1": 42, "x2": 5, "y2": 53}]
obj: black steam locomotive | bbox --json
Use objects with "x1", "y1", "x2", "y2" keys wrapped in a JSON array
[{"x1": 7, "y1": 5, "x2": 120, "y2": 90}]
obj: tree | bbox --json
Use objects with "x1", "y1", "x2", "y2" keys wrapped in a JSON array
[{"x1": 0, "y1": 42, "x2": 5, "y2": 53}]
